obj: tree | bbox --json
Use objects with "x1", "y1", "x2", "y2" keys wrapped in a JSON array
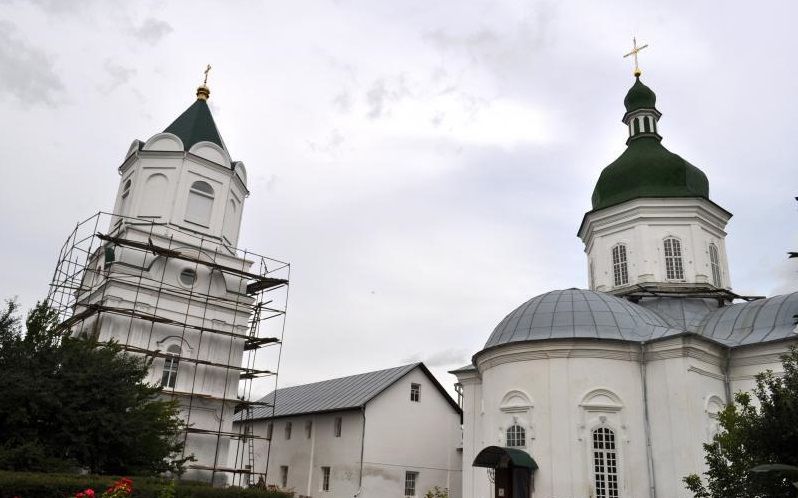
[
  {"x1": 684, "y1": 346, "x2": 798, "y2": 497},
  {"x1": 0, "y1": 300, "x2": 190, "y2": 475}
]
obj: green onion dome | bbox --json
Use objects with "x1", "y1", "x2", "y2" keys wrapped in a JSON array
[{"x1": 590, "y1": 77, "x2": 710, "y2": 211}]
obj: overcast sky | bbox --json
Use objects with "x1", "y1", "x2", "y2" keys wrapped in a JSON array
[{"x1": 1, "y1": 0, "x2": 797, "y2": 397}]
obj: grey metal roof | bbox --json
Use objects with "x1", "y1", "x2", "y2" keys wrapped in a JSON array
[
  {"x1": 637, "y1": 297, "x2": 720, "y2": 331},
  {"x1": 484, "y1": 288, "x2": 683, "y2": 348},
  {"x1": 696, "y1": 292, "x2": 798, "y2": 346},
  {"x1": 245, "y1": 363, "x2": 461, "y2": 421}
]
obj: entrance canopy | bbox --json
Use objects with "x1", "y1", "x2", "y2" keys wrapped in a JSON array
[{"x1": 473, "y1": 446, "x2": 538, "y2": 470}]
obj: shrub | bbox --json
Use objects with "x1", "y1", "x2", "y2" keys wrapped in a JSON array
[{"x1": 0, "y1": 471, "x2": 293, "y2": 498}]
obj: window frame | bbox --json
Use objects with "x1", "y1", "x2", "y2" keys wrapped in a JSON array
[
  {"x1": 185, "y1": 180, "x2": 216, "y2": 227},
  {"x1": 404, "y1": 470, "x2": 419, "y2": 497},
  {"x1": 505, "y1": 424, "x2": 526, "y2": 448},
  {"x1": 410, "y1": 383, "x2": 421, "y2": 402},
  {"x1": 160, "y1": 344, "x2": 181, "y2": 389},
  {"x1": 611, "y1": 244, "x2": 629, "y2": 287},
  {"x1": 592, "y1": 427, "x2": 620, "y2": 498},
  {"x1": 709, "y1": 243, "x2": 722, "y2": 287},
  {"x1": 285, "y1": 421, "x2": 292, "y2": 440},
  {"x1": 266, "y1": 422, "x2": 273, "y2": 440},
  {"x1": 279, "y1": 465, "x2": 288, "y2": 488},
  {"x1": 305, "y1": 420, "x2": 313, "y2": 439},
  {"x1": 663, "y1": 237, "x2": 685, "y2": 281},
  {"x1": 334, "y1": 416, "x2": 342, "y2": 437},
  {"x1": 321, "y1": 466, "x2": 331, "y2": 491}
]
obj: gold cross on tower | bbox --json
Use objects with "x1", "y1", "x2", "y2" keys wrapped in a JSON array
[
  {"x1": 203, "y1": 64, "x2": 212, "y2": 86},
  {"x1": 623, "y1": 37, "x2": 648, "y2": 77}
]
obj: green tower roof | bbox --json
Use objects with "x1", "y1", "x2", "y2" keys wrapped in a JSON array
[
  {"x1": 623, "y1": 76, "x2": 656, "y2": 113},
  {"x1": 590, "y1": 77, "x2": 710, "y2": 211},
  {"x1": 163, "y1": 95, "x2": 226, "y2": 151}
]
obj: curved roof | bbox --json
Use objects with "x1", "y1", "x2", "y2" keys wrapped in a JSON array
[
  {"x1": 697, "y1": 293, "x2": 798, "y2": 346},
  {"x1": 484, "y1": 289, "x2": 682, "y2": 348},
  {"x1": 624, "y1": 76, "x2": 656, "y2": 113},
  {"x1": 591, "y1": 137, "x2": 710, "y2": 211}
]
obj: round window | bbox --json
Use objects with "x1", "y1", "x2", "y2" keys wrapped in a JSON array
[{"x1": 179, "y1": 268, "x2": 197, "y2": 287}]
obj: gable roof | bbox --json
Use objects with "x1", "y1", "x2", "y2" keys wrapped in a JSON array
[
  {"x1": 163, "y1": 98, "x2": 226, "y2": 151},
  {"x1": 246, "y1": 362, "x2": 461, "y2": 421}
]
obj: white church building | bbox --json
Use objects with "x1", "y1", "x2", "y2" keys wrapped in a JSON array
[{"x1": 452, "y1": 74, "x2": 798, "y2": 498}]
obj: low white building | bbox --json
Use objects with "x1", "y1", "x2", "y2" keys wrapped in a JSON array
[{"x1": 235, "y1": 363, "x2": 463, "y2": 498}]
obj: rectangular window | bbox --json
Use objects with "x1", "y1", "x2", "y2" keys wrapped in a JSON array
[
  {"x1": 321, "y1": 466, "x2": 331, "y2": 491},
  {"x1": 285, "y1": 422, "x2": 292, "y2": 440},
  {"x1": 160, "y1": 355, "x2": 179, "y2": 388},
  {"x1": 410, "y1": 383, "x2": 421, "y2": 402},
  {"x1": 664, "y1": 238, "x2": 685, "y2": 280},
  {"x1": 593, "y1": 428, "x2": 619, "y2": 498},
  {"x1": 266, "y1": 422, "x2": 273, "y2": 440},
  {"x1": 305, "y1": 420, "x2": 313, "y2": 439},
  {"x1": 280, "y1": 465, "x2": 288, "y2": 488},
  {"x1": 612, "y1": 245, "x2": 629, "y2": 286},
  {"x1": 404, "y1": 471, "x2": 419, "y2": 496},
  {"x1": 334, "y1": 416, "x2": 342, "y2": 437}
]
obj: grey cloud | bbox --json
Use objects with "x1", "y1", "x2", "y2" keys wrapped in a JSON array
[
  {"x1": 0, "y1": 21, "x2": 64, "y2": 106},
  {"x1": 131, "y1": 17, "x2": 173, "y2": 45},
  {"x1": 365, "y1": 75, "x2": 410, "y2": 119},
  {"x1": 402, "y1": 348, "x2": 470, "y2": 368},
  {"x1": 308, "y1": 129, "x2": 345, "y2": 155},
  {"x1": 332, "y1": 90, "x2": 353, "y2": 113},
  {"x1": 98, "y1": 59, "x2": 136, "y2": 94}
]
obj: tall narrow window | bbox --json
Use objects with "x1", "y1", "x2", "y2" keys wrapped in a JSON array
[
  {"x1": 280, "y1": 466, "x2": 288, "y2": 488},
  {"x1": 506, "y1": 424, "x2": 526, "y2": 448},
  {"x1": 410, "y1": 383, "x2": 421, "y2": 402},
  {"x1": 305, "y1": 420, "x2": 313, "y2": 439},
  {"x1": 663, "y1": 238, "x2": 685, "y2": 280},
  {"x1": 334, "y1": 417, "x2": 342, "y2": 437},
  {"x1": 404, "y1": 471, "x2": 419, "y2": 496},
  {"x1": 119, "y1": 179, "x2": 132, "y2": 216},
  {"x1": 709, "y1": 244, "x2": 722, "y2": 287},
  {"x1": 185, "y1": 180, "x2": 215, "y2": 227},
  {"x1": 593, "y1": 427, "x2": 619, "y2": 498},
  {"x1": 266, "y1": 422, "x2": 273, "y2": 440},
  {"x1": 285, "y1": 422, "x2": 292, "y2": 440},
  {"x1": 160, "y1": 344, "x2": 180, "y2": 388},
  {"x1": 611, "y1": 244, "x2": 629, "y2": 287},
  {"x1": 321, "y1": 466, "x2": 331, "y2": 491}
]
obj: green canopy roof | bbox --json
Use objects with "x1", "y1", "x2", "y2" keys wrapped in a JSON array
[
  {"x1": 624, "y1": 76, "x2": 656, "y2": 113},
  {"x1": 163, "y1": 98, "x2": 225, "y2": 151},
  {"x1": 472, "y1": 446, "x2": 538, "y2": 470}
]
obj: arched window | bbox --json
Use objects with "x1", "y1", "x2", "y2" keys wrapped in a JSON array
[
  {"x1": 611, "y1": 244, "x2": 628, "y2": 287},
  {"x1": 663, "y1": 237, "x2": 685, "y2": 280},
  {"x1": 161, "y1": 345, "x2": 181, "y2": 388},
  {"x1": 709, "y1": 244, "x2": 722, "y2": 287},
  {"x1": 119, "y1": 178, "x2": 132, "y2": 216},
  {"x1": 141, "y1": 173, "x2": 168, "y2": 217},
  {"x1": 506, "y1": 424, "x2": 526, "y2": 448},
  {"x1": 185, "y1": 180, "x2": 215, "y2": 227},
  {"x1": 592, "y1": 427, "x2": 619, "y2": 498}
]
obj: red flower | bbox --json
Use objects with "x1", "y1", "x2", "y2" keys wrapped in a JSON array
[
  {"x1": 85, "y1": 489, "x2": 96, "y2": 497},
  {"x1": 76, "y1": 493, "x2": 84, "y2": 498}
]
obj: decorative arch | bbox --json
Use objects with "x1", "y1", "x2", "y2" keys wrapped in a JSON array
[
  {"x1": 140, "y1": 173, "x2": 169, "y2": 217},
  {"x1": 143, "y1": 132, "x2": 184, "y2": 151},
  {"x1": 156, "y1": 335, "x2": 194, "y2": 357},
  {"x1": 500, "y1": 390, "x2": 534, "y2": 413},
  {"x1": 233, "y1": 162, "x2": 248, "y2": 186},
  {"x1": 189, "y1": 141, "x2": 231, "y2": 167},
  {"x1": 580, "y1": 388, "x2": 624, "y2": 412}
]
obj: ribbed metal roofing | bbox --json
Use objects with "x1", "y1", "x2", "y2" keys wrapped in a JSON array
[
  {"x1": 247, "y1": 363, "x2": 419, "y2": 420},
  {"x1": 637, "y1": 297, "x2": 720, "y2": 331},
  {"x1": 484, "y1": 288, "x2": 683, "y2": 348},
  {"x1": 696, "y1": 292, "x2": 798, "y2": 346}
]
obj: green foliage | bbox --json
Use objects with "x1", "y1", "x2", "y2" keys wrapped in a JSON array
[
  {"x1": 0, "y1": 300, "x2": 189, "y2": 475},
  {"x1": 684, "y1": 346, "x2": 798, "y2": 497},
  {"x1": 424, "y1": 486, "x2": 449, "y2": 498},
  {"x1": 0, "y1": 471, "x2": 293, "y2": 498}
]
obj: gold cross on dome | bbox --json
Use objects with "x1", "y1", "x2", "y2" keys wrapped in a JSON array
[
  {"x1": 203, "y1": 64, "x2": 212, "y2": 86},
  {"x1": 623, "y1": 37, "x2": 648, "y2": 76}
]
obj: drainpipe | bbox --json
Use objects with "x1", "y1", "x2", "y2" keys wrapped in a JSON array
[
  {"x1": 354, "y1": 406, "x2": 366, "y2": 497},
  {"x1": 639, "y1": 343, "x2": 657, "y2": 498},
  {"x1": 723, "y1": 348, "x2": 732, "y2": 404}
]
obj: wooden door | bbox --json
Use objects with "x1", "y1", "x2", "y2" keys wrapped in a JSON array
[{"x1": 495, "y1": 466, "x2": 513, "y2": 498}]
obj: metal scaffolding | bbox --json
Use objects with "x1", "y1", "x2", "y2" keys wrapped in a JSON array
[{"x1": 47, "y1": 211, "x2": 288, "y2": 486}]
